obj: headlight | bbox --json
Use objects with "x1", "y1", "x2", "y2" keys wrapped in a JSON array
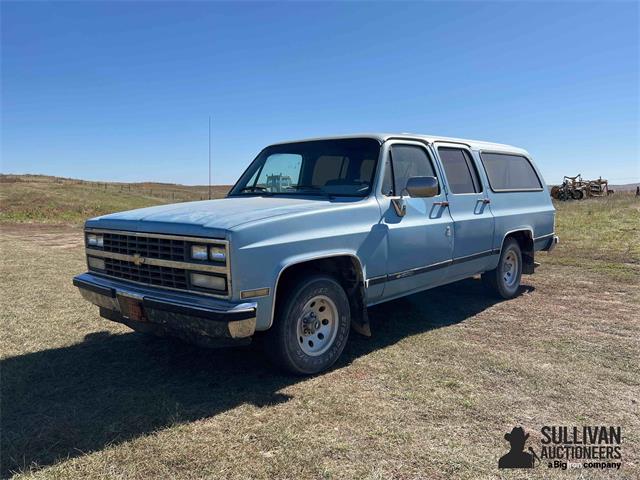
[
  {"x1": 87, "y1": 234, "x2": 104, "y2": 247},
  {"x1": 190, "y1": 272, "x2": 226, "y2": 291},
  {"x1": 191, "y1": 245, "x2": 208, "y2": 260},
  {"x1": 209, "y1": 246, "x2": 226, "y2": 262},
  {"x1": 88, "y1": 256, "x2": 105, "y2": 270}
]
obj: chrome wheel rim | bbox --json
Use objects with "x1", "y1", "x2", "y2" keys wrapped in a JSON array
[
  {"x1": 296, "y1": 295, "x2": 339, "y2": 356},
  {"x1": 502, "y1": 250, "x2": 519, "y2": 288}
]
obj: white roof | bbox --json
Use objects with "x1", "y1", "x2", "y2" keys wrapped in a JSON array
[{"x1": 271, "y1": 133, "x2": 529, "y2": 155}]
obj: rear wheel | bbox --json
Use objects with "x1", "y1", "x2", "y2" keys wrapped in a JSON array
[
  {"x1": 265, "y1": 275, "x2": 350, "y2": 375},
  {"x1": 482, "y1": 238, "x2": 522, "y2": 299}
]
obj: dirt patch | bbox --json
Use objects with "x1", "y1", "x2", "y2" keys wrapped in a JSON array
[{"x1": 0, "y1": 223, "x2": 84, "y2": 249}]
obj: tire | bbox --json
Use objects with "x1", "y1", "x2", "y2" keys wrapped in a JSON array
[
  {"x1": 572, "y1": 189, "x2": 584, "y2": 200},
  {"x1": 482, "y1": 238, "x2": 523, "y2": 299},
  {"x1": 264, "y1": 275, "x2": 351, "y2": 375}
]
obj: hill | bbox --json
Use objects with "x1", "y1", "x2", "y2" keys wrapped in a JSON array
[{"x1": 0, "y1": 174, "x2": 232, "y2": 224}]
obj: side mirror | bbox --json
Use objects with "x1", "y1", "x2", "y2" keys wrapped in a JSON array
[{"x1": 405, "y1": 176, "x2": 438, "y2": 198}]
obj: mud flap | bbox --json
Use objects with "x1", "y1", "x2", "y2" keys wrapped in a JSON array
[
  {"x1": 349, "y1": 281, "x2": 371, "y2": 337},
  {"x1": 523, "y1": 251, "x2": 535, "y2": 274}
]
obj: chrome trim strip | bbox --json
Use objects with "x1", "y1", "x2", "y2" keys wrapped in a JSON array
[
  {"x1": 269, "y1": 253, "x2": 365, "y2": 329},
  {"x1": 85, "y1": 228, "x2": 228, "y2": 245},
  {"x1": 450, "y1": 249, "x2": 496, "y2": 265},
  {"x1": 365, "y1": 275, "x2": 387, "y2": 288},
  {"x1": 534, "y1": 232, "x2": 555, "y2": 241},
  {"x1": 86, "y1": 248, "x2": 228, "y2": 274},
  {"x1": 365, "y1": 250, "x2": 500, "y2": 286},
  {"x1": 499, "y1": 227, "x2": 534, "y2": 253},
  {"x1": 388, "y1": 258, "x2": 452, "y2": 281},
  {"x1": 88, "y1": 271, "x2": 229, "y2": 299}
]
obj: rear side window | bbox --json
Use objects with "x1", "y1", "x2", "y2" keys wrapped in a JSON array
[
  {"x1": 383, "y1": 145, "x2": 437, "y2": 196},
  {"x1": 438, "y1": 147, "x2": 482, "y2": 194},
  {"x1": 480, "y1": 152, "x2": 542, "y2": 191}
]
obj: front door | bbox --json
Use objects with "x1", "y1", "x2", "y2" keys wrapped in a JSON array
[
  {"x1": 377, "y1": 141, "x2": 454, "y2": 300},
  {"x1": 434, "y1": 144, "x2": 495, "y2": 276}
]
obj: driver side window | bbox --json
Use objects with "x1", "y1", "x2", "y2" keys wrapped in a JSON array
[{"x1": 382, "y1": 144, "x2": 438, "y2": 196}]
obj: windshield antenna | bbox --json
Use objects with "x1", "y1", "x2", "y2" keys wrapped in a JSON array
[{"x1": 208, "y1": 116, "x2": 212, "y2": 200}]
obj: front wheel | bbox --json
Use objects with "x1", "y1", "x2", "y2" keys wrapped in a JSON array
[
  {"x1": 482, "y1": 238, "x2": 523, "y2": 299},
  {"x1": 264, "y1": 275, "x2": 351, "y2": 375}
]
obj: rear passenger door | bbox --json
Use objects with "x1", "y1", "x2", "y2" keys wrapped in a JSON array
[{"x1": 435, "y1": 144, "x2": 496, "y2": 275}]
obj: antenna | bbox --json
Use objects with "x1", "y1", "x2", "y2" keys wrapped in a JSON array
[{"x1": 208, "y1": 116, "x2": 212, "y2": 200}]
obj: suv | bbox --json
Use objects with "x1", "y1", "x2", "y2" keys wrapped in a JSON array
[{"x1": 74, "y1": 134, "x2": 558, "y2": 374}]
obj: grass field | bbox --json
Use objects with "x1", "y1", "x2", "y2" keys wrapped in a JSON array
[{"x1": 1, "y1": 184, "x2": 639, "y2": 479}]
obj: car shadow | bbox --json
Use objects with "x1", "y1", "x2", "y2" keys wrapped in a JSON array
[{"x1": 1, "y1": 278, "x2": 534, "y2": 477}]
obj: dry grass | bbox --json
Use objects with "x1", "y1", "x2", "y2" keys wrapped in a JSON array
[
  {"x1": 0, "y1": 175, "x2": 231, "y2": 224},
  {"x1": 547, "y1": 194, "x2": 640, "y2": 281},
  {"x1": 1, "y1": 195, "x2": 639, "y2": 479}
]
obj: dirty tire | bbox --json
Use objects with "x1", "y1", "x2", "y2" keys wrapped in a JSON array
[
  {"x1": 265, "y1": 275, "x2": 350, "y2": 375},
  {"x1": 482, "y1": 238, "x2": 523, "y2": 300},
  {"x1": 572, "y1": 189, "x2": 584, "y2": 200}
]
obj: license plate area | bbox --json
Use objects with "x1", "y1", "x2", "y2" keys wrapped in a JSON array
[{"x1": 117, "y1": 294, "x2": 147, "y2": 322}]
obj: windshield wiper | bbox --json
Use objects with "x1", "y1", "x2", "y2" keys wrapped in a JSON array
[
  {"x1": 235, "y1": 186, "x2": 273, "y2": 196},
  {"x1": 286, "y1": 185, "x2": 323, "y2": 191}
]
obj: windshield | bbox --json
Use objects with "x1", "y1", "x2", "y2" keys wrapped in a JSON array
[{"x1": 229, "y1": 138, "x2": 381, "y2": 198}]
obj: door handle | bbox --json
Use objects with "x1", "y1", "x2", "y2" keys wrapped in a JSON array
[
  {"x1": 433, "y1": 201, "x2": 449, "y2": 207},
  {"x1": 478, "y1": 198, "x2": 491, "y2": 204}
]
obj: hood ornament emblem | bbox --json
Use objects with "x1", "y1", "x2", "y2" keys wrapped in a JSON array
[{"x1": 132, "y1": 253, "x2": 145, "y2": 266}]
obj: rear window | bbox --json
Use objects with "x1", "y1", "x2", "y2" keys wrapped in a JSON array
[{"x1": 480, "y1": 152, "x2": 542, "y2": 191}]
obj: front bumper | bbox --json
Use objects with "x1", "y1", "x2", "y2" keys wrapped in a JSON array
[{"x1": 73, "y1": 272, "x2": 257, "y2": 345}]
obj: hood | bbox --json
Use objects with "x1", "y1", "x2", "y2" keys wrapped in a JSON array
[{"x1": 85, "y1": 196, "x2": 347, "y2": 237}]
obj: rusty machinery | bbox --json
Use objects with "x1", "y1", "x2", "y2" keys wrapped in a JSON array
[{"x1": 550, "y1": 174, "x2": 611, "y2": 201}]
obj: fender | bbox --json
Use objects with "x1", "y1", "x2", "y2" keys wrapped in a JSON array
[
  {"x1": 270, "y1": 251, "x2": 371, "y2": 336},
  {"x1": 500, "y1": 228, "x2": 535, "y2": 274}
]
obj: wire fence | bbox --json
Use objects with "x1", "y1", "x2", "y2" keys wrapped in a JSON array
[{"x1": 1, "y1": 175, "x2": 231, "y2": 202}]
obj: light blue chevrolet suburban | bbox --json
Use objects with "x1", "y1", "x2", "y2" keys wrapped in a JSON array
[{"x1": 74, "y1": 134, "x2": 558, "y2": 374}]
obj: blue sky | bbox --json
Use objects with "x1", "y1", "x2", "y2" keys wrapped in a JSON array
[{"x1": 2, "y1": 1, "x2": 638, "y2": 185}]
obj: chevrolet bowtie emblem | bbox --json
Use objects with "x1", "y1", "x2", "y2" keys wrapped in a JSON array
[{"x1": 132, "y1": 253, "x2": 145, "y2": 266}]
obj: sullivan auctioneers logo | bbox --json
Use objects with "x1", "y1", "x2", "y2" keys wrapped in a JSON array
[{"x1": 498, "y1": 425, "x2": 623, "y2": 471}]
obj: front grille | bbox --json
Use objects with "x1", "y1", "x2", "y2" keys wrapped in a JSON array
[
  {"x1": 86, "y1": 230, "x2": 230, "y2": 297},
  {"x1": 105, "y1": 258, "x2": 188, "y2": 290},
  {"x1": 103, "y1": 232, "x2": 187, "y2": 262}
]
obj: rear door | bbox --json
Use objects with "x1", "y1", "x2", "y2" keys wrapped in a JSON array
[{"x1": 434, "y1": 144, "x2": 496, "y2": 276}]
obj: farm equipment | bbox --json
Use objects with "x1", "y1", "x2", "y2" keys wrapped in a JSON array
[{"x1": 550, "y1": 174, "x2": 611, "y2": 200}]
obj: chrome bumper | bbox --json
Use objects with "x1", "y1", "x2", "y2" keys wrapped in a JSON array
[
  {"x1": 73, "y1": 272, "x2": 257, "y2": 342},
  {"x1": 546, "y1": 235, "x2": 560, "y2": 253}
]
